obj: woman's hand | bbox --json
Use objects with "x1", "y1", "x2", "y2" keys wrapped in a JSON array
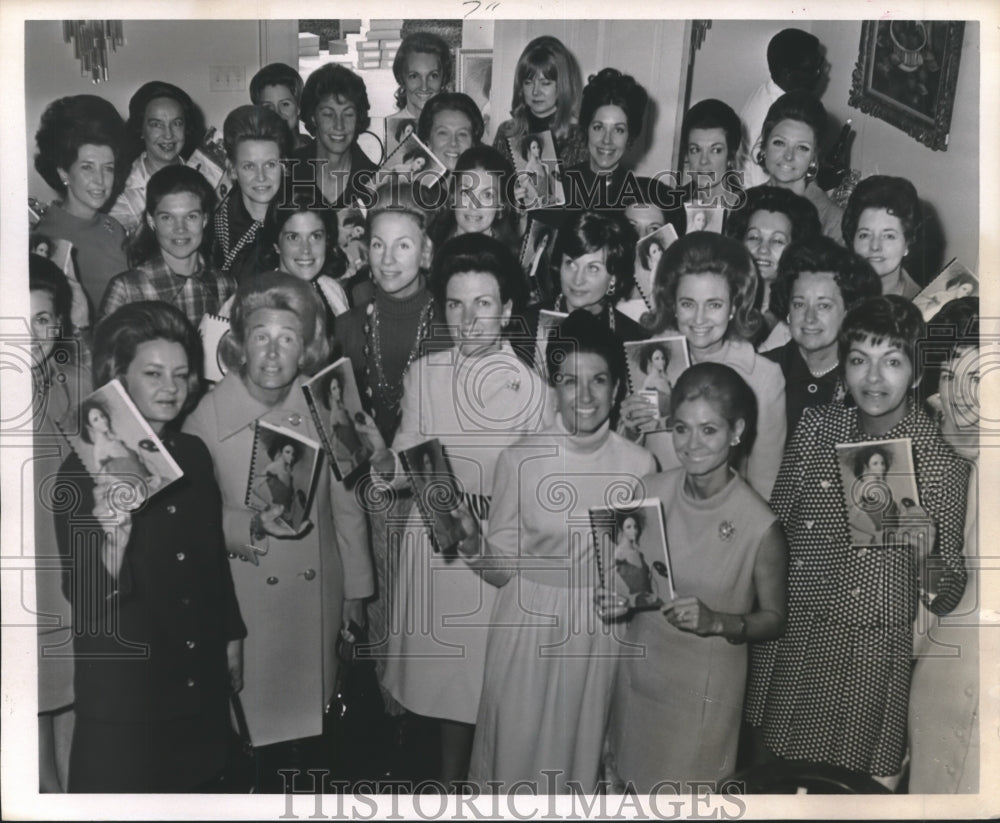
[
  {"x1": 451, "y1": 502, "x2": 482, "y2": 559},
  {"x1": 883, "y1": 501, "x2": 937, "y2": 567},
  {"x1": 662, "y1": 595, "x2": 719, "y2": 636},
  {"x1": 594, "y1": 586, "x2": 630, "y2": 621},
  {"x1": 255, "y1": 505, "x2": 311, "y2": 539},
  {"x1": 227, "y1": 639, "x2": 244, "y2": 693},
  {"x1": 342, "y1": 598, "x2": 365, "y2": 633},
  {"x1": 619, "y1": 393, "x2": 660, "y2": 439}
]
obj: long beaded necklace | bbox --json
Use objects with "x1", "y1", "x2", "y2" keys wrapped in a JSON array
[
  {"x1": 215, "y1": 192, "x2": 262, "y2": 272},
  {"x1": 362, "y1": 295, "x2": 435, "y2": 427}
]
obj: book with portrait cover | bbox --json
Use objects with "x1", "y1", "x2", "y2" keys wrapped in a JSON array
[
  {"x1": 245, "y1": 419, "x2": 321, "y2": 531},
  {"x1": 399, "y1": 438, "x2": 467, "y2": 554},
  {"x1": 623, "y1": 335, "x2": 691, "y2": 431},
  {"x1": 589, "y1": 498, "x2": 676, "y2": 608},
  {"x1": 58, "y1": 378, "x2": 184, "y2": 501},
  {"x1": 197, "y1": 311, "x2": 231, "y2": 383},
  {"x1": 378, "y1": 131, "x2": 448, "y2": 189},
  {"x1": 507, "y1": 129, "x2": 565, "y2": 210},
  {"x1": 912, "y1": 257, "x2": 978, "y2": 321},
  {"x1": 301, "y1": 356, "x2": 374, "y2": 486},
  {"x1": 634, "y1": 222, "x2": 679, "y2": 310}
]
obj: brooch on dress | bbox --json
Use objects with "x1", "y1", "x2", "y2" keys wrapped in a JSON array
[{"x1": 719, "y1": 521, "x2": 735, "y2": 541}]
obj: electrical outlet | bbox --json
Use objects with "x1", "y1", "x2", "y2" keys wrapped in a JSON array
[{"x1": 209, "y1": 65, "x2": 245, "y2": 92}]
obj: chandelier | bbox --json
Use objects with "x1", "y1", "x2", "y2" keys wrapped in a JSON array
[{"x1": 62, "y1": 21, "x2": 125, "y2": 83}]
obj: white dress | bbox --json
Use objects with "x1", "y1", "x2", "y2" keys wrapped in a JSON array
[{"x1": 380, "y1": 343, "x2": 549, "y2": 724}]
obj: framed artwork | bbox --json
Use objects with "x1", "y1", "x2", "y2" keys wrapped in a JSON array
[{"x1": 848, "y1": 20, "x2": 965, "y2": 151}]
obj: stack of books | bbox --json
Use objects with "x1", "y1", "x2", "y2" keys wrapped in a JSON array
[{"x1": 361, "y1": 19, "x2": 404, "y2": 69}]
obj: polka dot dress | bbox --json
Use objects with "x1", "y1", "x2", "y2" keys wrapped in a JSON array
[{"x1": 744, "y1": 401, "x2": 969, "y2": 776}]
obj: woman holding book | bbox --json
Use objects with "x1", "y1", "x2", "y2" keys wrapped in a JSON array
[
  {"x1": 601, "y1": 362, "x2": 788, "y2": 793},
  {"x1": 183, "y1": 272, "x2": 372, "y2": 764},
  {"x1": 357, "y1": 233, "x2": 548, "y2": 785},
  {"x1": 54, "y1": 301, "x2": 245, "y2": 792}
]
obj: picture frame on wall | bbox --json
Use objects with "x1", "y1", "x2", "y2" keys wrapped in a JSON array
[{"x1": 848, "y1": 20, "x2": 965, "y2": 151}]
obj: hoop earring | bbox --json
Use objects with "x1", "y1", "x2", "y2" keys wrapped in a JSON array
[
  {"x1": 755, "y1": 150, "x2": 766, "y2": 167},
  {"x1": 806, "y1": 161, "x2": 819, "y2": 180},
  {"x1": 606, "y1": 280, "x2": 616, "y2": 296}
]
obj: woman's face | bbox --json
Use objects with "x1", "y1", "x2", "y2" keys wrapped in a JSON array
[
  {"x1": 260, "y1": 83, "x2": 300, "y2": 134},
  {"x1": 690, "y1": 211, "x2": 708, "y2": 231},
  {"x1": 232, "y1": 139, "x2": 283, "y2": 212},
  {"x1": 621, "y1": 517, "x2": 639, "y2": 543},
  {"x1": 650, "y1": 348, "x2": 666, "y2": 372},
  {"x1": 553, "y1": 351, "x2": 617, "y2": 436},
  {"x1": 444, "y1": 270, "x2": 511, "y2": 357},
  {"x1": 763, "y1": 118, "x2": 817, "y2": 188},
  {"x1": 955, "y1": 282, "x2": 974, "y2": 298},
  {"x1": 281, "y1": 444, "x2": 297, "y2": 465},
  {"x1": 142, "y1": 96, "x2": 185, "y2": 170},
  {"x1": 852, "y1": 208, "x2": 908, "y2": 281},
  {"x1": 61, "y1": 143, "x2": 116, "y2": 219},
  {"x1": 328, "y1": 376, "x2": 343, "y2": 406},
  {"x1": 788, "y1": 271, "x2": 846, "y2": 357},
  {"x1": 685, "y1": 127, "x2": 729, "y2": 193},
  {"x1": 278, "y1": 211, "x2": 327, "y2": 281},
  {"x1": 675, "y1": 273, "x2": 732, "y2": 357},
  {"x1": 314, "y1": 94, "x2": 359, "y2": 160},
  {"x1": 147, "y1": 191, "x2": 207, "y2": 268},
  {"x1": 123, "y1": 338, "x2": 190, "y2": 434},
  {"x1": 522, "y1": 71, "x2": 558, "y2": 119},
  {"x1": 455, "y1": 168, "x2": 502, "y2": 236},
  {"x1": 560, "y1": 249, "x2": 614, "y2": 312},
  {"x1": 625, "y1": 203, "x2": 666, "y2": 238},
  {"x1": 87, "y1": 406, "x2": 110, "y2": 433},
  {"x1": 744, "y1": 209, "x2": 793, "y2": 282},
  {"x1": 30, "y1": 289, "x2": 58, "y2": 363},
  {"x1": 587, "y1": 104, "x2": 629, "y2": 174},
  {"x1": 403, "y1": 52, "x2": 443, "y2": 114},
  {"x1": 429, "y1": 109, "x2": 475, "y2": 171},
  {"x1": 530, "y1": 139, "x2": 542, "y2": 159},
  {"x1": 939, "y1": 346, "x2": 980, "y2": 457},
  {"x1": 647, "y1": 242, "x2": 663, "y2": 267},
  {"x1": 369, "y1": 212, "x2": 427, "y2": 299},
  {"x1": 864, "y1": 452, "x2": 887, "y2": 478},
  {"x1": 410, "y1": 155, "x2": 427, "y2": 172},
  {"x1": 844, "y1": 335, "x2": 914, "y2": 433},
  {"x1": 243, "y1": 308, "x2": 305, "y2": 398},
  {"x1": 672, "y1": 396, "x2": 742, "y2": 482}
]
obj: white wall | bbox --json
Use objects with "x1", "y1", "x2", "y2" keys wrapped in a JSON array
[
  {"x1": 25, "y1": 20, "x2": 265, "y2": 200},
  {"x1": 492, "y1": 20, "x2": 690, "y2": 177}
]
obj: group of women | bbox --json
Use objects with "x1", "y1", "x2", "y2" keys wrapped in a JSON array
[{"x1": 29, "y1": 26, "x2": 979, "y2": 797}]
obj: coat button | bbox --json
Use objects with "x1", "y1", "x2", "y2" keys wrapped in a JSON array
[
  {"x1": 267, "y1": 576, "x2": 279, "y2": 585},
  {"x1": 807, "y1": 383, "x2": 818, "y2": 394},
  {"x1": 287, "y1": 413, "x2": 302, "y2": 426},
  {"x1": 303, "y1": 569, "x2": 316, "y2": 581},
  {"x1": 167, "y1": 505, "x2": 177, "y2": 514},
  {"x1": 186, "y1": 678, "x2": 196, "y2": 687},
  {"x1": 186, "y1": 640, "x2": 196, "y2": 649},
  {"x1": 176, "y1": 552, "x2": 186, "y2": 562}
]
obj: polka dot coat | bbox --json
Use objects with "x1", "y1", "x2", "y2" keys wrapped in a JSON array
[{"x1": 744, "y1": 401, "x2": 969, "y2": 776}]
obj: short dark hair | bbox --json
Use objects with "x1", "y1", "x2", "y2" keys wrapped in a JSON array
[
  {"x1": 92, "y1": 301, "x2": 204, "y2": 413},
  {"x1": 637, "y1": 236, "x2": 666, "y2": 272},
  {"x1": 222, "y1": 104, "x2": 292, "y2": 162},
  {"x1": 300, "y1": 64, "x2": 372, "y2": 137},
  {"x1": 681, "y1": 98, "x2": 742, "y2": 161},
  {"x1": 267, "y1": 433, "x2": 302, "y2": 462},
  {"x1": 579, "y1": 68, "x2": 648, "y2": 140},
  {"x1": 29, "y1": 254, "x2": 74, "y2": 343},
  {"x1": 770, "y1": 236, "x2": 881, "y2": 319},
  {"x1": 34, "y1": 95, "x2": 128, "y2": 196},
  {"x1": 417, "y1": 92, "x2": 485, "y2": 145},
  {"x1": 725, "y1": 185, "x2": 822, "y2": 250},
  {"x1": 645, "y1": 231, "x2": 763, "y2": 341},
  {"x1": 767, "y1": 29, "x2": 823, "y2": 91},
  {"x1": 130, "y1": 165, "x2": 217, "y2": 265},
  {"x1": 615, "y1": 508, "x2": 645, "y2": 538},
  {"x1": 262, "y1": 186, "x2": 343, "y2": 277},
  {"x1": 760, "y1": 91, "x2": 827, "y2": 150},
  {"x1": 430, "y1": 232, "x2": 526, "y2": 312},
  {"x1": 839, "y1": 295, "x2": 926, "y2": 383},
  {"x1": 842, "y1": 174, "x2": 921, "y2": 247},
  {"x1": 546, "y1": 309, "x2": 627, "y2": 394},
  {"x1": 392, "y1": 32, "x2": 453, "y2": 111},
  {"x1": 851, "y1": 444, "x2": 892, "y2": 479},
  {"x1": 79, "y1": 397, "x2": 112, "y2": 445},
  {"x1": 638, "y1": 341, "x2": 670, "y2": 374},
  {"x1": 553, "y1": 211, "x2": 638, "y2": 304},
  {"x1": 669, "y1": 361, "x2": 758, "y2": 459},
  {"x1": 126, "y1": 81, "x2": 205, "y2": 163},
  {"x1": 519, "y1": 133, "x2": 544, "y2": 161},
  {"x1": 250, "y1": 63, "x2": 304, "y2": 105}
]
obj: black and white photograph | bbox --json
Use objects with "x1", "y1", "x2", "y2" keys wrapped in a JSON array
[
  {"x1": 302, "y1": 356, "x2": 375, "y2": 484},
  {"x1": 4, "y1": 5, "x2": 995, "y2": 817}
]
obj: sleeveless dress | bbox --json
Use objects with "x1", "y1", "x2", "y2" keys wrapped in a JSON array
[{"x1": 607, "y1": 468, "x2": 775, "y2": 792}]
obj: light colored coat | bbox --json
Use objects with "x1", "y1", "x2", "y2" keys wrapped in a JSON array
[{"x1": 183, "y1": 371, "x2": 373, "y2": 746}]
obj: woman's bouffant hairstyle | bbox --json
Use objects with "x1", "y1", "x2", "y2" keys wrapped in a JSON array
[
  {"x1": 509, "y1": 36, "x2": 582, "y2": 144},
  {"x1": 129, "y1": 165, "x2": 217, "y2": 265},
  {"x1": 614, "y1": 508, "x2": 645, "y2": 539},
  {"x1": 546, "y1": 309, "x2": 628, "y2": 397},
  {"x1": 261, "y1": 186, "x2": 345, "y2": 278},
  {"x1": 430, "y1": 232, "x2": 526, "y2": 312},
  {"x1": 839, "y1": 294, "x2": 926, "y2": 383},
  {"x1": 29, "y1": 254, "x2": 75, "y2": 348},
  {"x1": 266, "y1": 433, "x2": 302, "y2": 462},
  {"x1": 222, "y1": 104, "x2": 292, "y2": 162},
  {"x1": 638, "y1": 341, "x2": 671, "y2": 374},
  {"x1": 579, "y1": 68, "x2": 648, "y2": 140},
  {"x1": 34, "y1": 95, "x2": 128, "y2": 196},
  {"x1": 645, "y1": 231, "x2": 763, "y2": 341},
  {"x1": 417, "y1": 92, "x2": 485, "y2": 146},
  {"x1": 725, "y1": 186, "x2": 822, "y2": 250},
  {"x1": 769, "y1": 236, "x2": 881, "y2": 320},
  {"x1": 519, "y1": 133, "x2": 544, "y2": 161},
  {"x1": 392, "y1": 32, "x2": 453, "y2": 111},
  {"x1": 226, "y1": 271, "x2": 330, "y2": 376},
  {"x1": 125, "y1": 81, "x2": 205, "y2": 163},
  {"x1": 92, "y1": 301, "x2": 204, "y2": 413},
  {"x1": 851, "y1": 444, "x2": 892, "y2": 479},
  {"x1": 758, "y1": 90, "x2": 827, "y2": 163},
  {"x1": 841, "y1": 174, "x2": 921, "y2": 247},
  {"x1": 681, "y1": 98, "x2": 742, "y2": 162},
  {"x1": 669, "y1": 361, "x2": 758, "y2": 459},
  {"x1": 366, "y1": 179, "x2": 434, "y2": 237},
  {"x1": 250, "y1": 62, "x2": 304, "y2": 105},
  {"x1": 637, "y1": 236, "x2": 666, "y2": 272},
  {"x1": 554, "y1": 210, "x2": 638, "y2": 304},
  {"x1": 300, "y1": 64, "x2": 372, "y2": 137},
  {"x1": 921, "y1": 296, "x2": 979, "y2": 400},
  {"x1": 79, "y1": 397, "x2": 113, "y2": 445}
]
